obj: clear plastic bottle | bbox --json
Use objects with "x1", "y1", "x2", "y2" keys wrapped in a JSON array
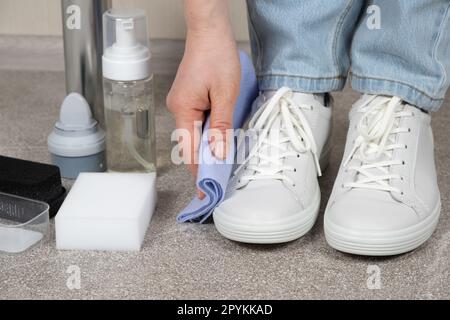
[{"x1": 102, "y1": 8, "x2": 156, "y2": 173}]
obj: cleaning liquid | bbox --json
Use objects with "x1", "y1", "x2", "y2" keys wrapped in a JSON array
[{"x1": 102, "y1": 8, "x2": 156, "y2": 173}]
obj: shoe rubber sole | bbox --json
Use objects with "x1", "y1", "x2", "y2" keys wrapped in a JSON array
[
  {"x1": 213, "y1": 186, "x2": 321, "y2": 244},
  {"x1": 324, "y1": 200, "x2": 441, "y2": 256},
  {"x1": 212, "y1": 138, "x2": 331, "y2": 245}
]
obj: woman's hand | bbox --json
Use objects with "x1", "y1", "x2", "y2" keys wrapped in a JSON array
[{"x1": 167, "y1": 0, "x2": 241, "y2": 181}]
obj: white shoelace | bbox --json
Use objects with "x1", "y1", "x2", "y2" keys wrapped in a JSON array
[
  {"x1": 343, "y1": 96, "x2": 414, "y2": 193},
  {"x1": 234, "y1": 87, "x2": 321, "y2": 187}
]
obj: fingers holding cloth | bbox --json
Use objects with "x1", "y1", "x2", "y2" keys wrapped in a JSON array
[
  {"x1": 167, "y1": 33, "x2": 241, "y2": 200},
  {"x1": 175, "y1": 51, "x2": 259, "y2": 223}
]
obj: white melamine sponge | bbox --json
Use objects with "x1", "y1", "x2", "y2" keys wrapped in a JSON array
[{"x1": 55, "y1": 173, "x2": 157, "y2": 251}]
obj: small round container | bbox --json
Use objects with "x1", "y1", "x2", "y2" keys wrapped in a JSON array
[
  {"x1": 0, "y1": 192, "x2": 49, "y2": 254},
  {"x1": 48, "y1": 93, "x2": 107, "y2": 179}
]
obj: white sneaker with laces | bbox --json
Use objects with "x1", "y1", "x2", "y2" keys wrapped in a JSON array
[
  {"x1": 324, "y1": 95, "x2": 441, "y2": 256},
  {"x1": 213, "y1": 87, "x2": 332, "y2": 244}
]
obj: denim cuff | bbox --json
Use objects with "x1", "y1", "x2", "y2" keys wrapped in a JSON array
[
  {"x1": 257, "y1": 74, "x2": 347, "y2": 93},
  {"x1": 351, "y1": 73, "x2": 445, "y2": 112}
]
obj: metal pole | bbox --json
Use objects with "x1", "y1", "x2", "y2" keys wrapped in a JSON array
[{"x1": 61, "y1": 0, "x2": 112, "y2": 128}]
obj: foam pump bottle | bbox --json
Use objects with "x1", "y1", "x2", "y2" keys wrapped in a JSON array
[{"x1": 102, "y1": 8, "x2": 156, "y2": 173}]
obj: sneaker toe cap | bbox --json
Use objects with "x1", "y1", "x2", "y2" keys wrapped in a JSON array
[
  {"x1": 325, "y1": 191, "x2": 420, "y2": 233},
  {"x1": 215, "y1": 185, "x2": 306, "y2": 224}
]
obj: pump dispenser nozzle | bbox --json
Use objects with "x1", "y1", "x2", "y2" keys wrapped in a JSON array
[
  {"x1": 102, "y1": 8, "x2": 150, "y2": 82},
  {"x1": 115, "y1": 19, "x2": 138, "y2": 48}
]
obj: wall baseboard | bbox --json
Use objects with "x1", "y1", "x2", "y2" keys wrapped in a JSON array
[{"x1": 0, "y1": 35, "x2": 251, "y2": 75}]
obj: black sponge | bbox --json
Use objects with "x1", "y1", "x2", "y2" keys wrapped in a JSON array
[{"x1": 0, "y1": 156, "x2": 66, "y2": 218}]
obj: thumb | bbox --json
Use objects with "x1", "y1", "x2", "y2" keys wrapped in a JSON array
[{"x1": 208, "y1": 91, "x2": 235, "y2": 160}]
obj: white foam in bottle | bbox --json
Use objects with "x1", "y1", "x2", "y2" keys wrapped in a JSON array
[{"x1": 56, "y1": 173, "x2": 157, "y2": 251}]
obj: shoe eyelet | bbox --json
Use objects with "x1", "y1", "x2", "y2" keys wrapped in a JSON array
[
  {"x1": 341, "y1": 184, "x2": 345, "y2": 189},
  {"x1": 294, "y1": 168, "x2": 297, "y2": 172},
  {"x1": 400, "y1": 177, "x2": 404, "y2": 181},
  {"x1": 402, "y1": 161, "x2": 406, "y2": 165},
  {"x1": 404, "y1": 145, "x2": 408, "y2": 149},
  {"x1": 297, "y1": 154, "x2": 300, "y2": 158},
  {"x1": 401, "y1": 191, "x2": 404, "y2": 195},
  {"x1": 408, "y1": 128, "x2": 411, "y2": 133},
  {"x1": 292, "y1": 184, "x2": 296, "y2": 187}
]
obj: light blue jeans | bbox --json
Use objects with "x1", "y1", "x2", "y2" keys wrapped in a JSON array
[{"x1": 246, "y1": 0, "x2": 450, "y2": 111}]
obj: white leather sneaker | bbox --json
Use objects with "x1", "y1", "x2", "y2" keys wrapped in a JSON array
[
  {"x1": 213, "y1": 87, "x2": 332, "y2": 244},
  {"x1": 324, "y1": 95, "x2": 441, "y2": 256}
]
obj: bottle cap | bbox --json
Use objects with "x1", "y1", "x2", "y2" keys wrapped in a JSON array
[{"x1": 102, "y1": 8, "x2": 151, "y2": 81}]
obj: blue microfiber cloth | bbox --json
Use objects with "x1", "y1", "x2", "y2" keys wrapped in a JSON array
[{"x1": 177, "y1": 51, "x2": 259, "y2": 223}]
